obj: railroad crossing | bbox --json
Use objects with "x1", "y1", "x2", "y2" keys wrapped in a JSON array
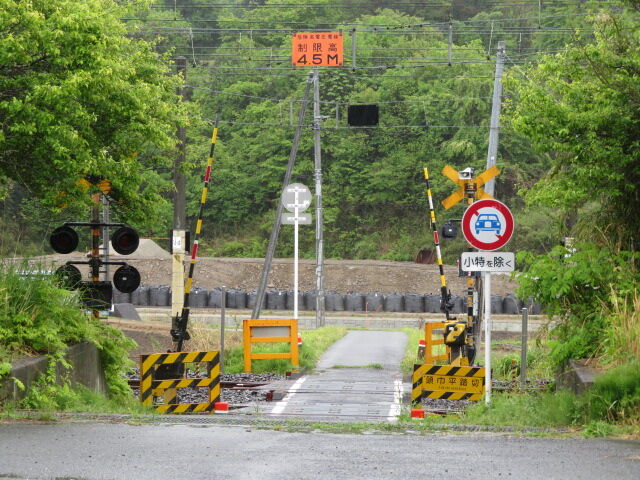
[{"x1": 237, "y1": 330, "x2": 408, "y2": 421}]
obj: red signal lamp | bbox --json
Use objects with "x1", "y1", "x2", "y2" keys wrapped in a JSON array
[
  {"x1": 50, "y1": 226, "x2": 79, "y2": 254},
  {"x1": 113, "y1": 265, "x2": 141, "y2": 293},
  {"x1": 111, "y1": 227, "x2": 139, "y2": 255}
]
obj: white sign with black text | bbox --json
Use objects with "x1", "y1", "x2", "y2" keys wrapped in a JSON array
[{"x1": 460, "y1": 252, "x2": 515, "y2": 272}]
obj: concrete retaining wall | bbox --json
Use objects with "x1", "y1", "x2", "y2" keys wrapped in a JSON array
[
  {"x1": 133, "y1": 307, "x2": 549, "y2": 333},
  {"x1": 0, "y1": 342, "x2": 107, "y2": 403}
]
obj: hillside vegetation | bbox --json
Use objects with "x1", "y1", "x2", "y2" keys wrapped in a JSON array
[{"x1": 0, "y1": 0, "x2": 638, "y2": 425}]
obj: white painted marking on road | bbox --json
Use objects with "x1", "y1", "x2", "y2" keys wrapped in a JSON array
[
  {"x1": 387, "y1": 379, "x2": 404, "y2": 422},
  {"x1": 270, "y1": 376, "x2": 307, "y2": 415}
]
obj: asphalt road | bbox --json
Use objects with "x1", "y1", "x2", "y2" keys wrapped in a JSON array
[
  {"x1": 316, "y1": 330, "x2": 407, "y2": 369},
  {"x1": 1, "y1": 422, "x2": 638, "y2": 479}
]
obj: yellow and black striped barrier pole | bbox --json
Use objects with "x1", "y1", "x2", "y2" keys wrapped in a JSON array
[
  {"x1": 172, "y1": 118, "x2": 220, "y2": 352},
  {"x1": 423, "y1": 168, "x2": 453, "y2": 321}
]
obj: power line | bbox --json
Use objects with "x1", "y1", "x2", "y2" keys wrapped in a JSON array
[
  {"x1": 187, "y1": 84, "x2": 497, "y2": 104},
  {"x1": 137, "y1": 25, "x2": 597, "y2": 34},
  {"x1": 184, "y1": 71, "x2": 497, "y2": 79},
  {"x1": 205, "y1": 118, "x2": 494, "y2": 129},
  {"x1": 149, "y1": 1, "x2": 618, "y2": 9}
]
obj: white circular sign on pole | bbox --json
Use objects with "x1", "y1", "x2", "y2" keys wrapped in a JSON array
[
  {"x1": 461, "y1": 199, "x2": 514, "y2": 251},
  {"x1": 282, "y1": 183, "x2": 311, "y2": 212}
]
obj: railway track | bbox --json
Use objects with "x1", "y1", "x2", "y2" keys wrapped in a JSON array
[{"x1": 128, "y1": 373, "x2": 553, "y2": 420}]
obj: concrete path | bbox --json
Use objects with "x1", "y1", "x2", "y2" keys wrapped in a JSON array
[{"x1": 256, "y1": 330, "x2": 408, "y2": 421}]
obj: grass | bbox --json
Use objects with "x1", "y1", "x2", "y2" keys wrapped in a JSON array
[
  {"x1": 400, "y1": 326, "x2": 424, "y2": 374},
  {"x1": 331, "y1": 363, "x2": 383, "y2": 369},
  {"x1": 2, "y1": 383, "x2": 155, "y2": 416},
  {"x1": 602, "y1": 291, "x2": 640, "y2": 366}
]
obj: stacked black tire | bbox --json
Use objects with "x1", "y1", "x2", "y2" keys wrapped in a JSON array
[{"x1": 125, "y1": 286, "x2": 542, "y2": 314}]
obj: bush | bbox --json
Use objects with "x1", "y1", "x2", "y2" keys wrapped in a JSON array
[
  {"x1": 0, "y1": 261, "x2": 135, "y2": 402},
  {"x1": 517, "y1": 244, "x2": 638, "y2": 367},
  {"x1": 580, "y1": 362, "x2": 640, "y2": 423}
]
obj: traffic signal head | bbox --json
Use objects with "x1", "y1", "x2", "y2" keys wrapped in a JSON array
[
  {"x1": 111, "y1": 226, "x2": 139, "y2": 255},
  {"x1": 347, "y1": 104, "x2": 379, "y2": 126},
  {"x1": 113, "y1": 265, "x2": 141, "y2": 293},
  {"x1": 50, "y1": 225, "x2": 79, "y2": 254}
]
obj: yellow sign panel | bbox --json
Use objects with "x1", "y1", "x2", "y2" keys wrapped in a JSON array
[
  {"x1": 423, "y1": 373, "x2": 484, "y2": 393},
  {"x1": 412, "y1": 364, "x2": 485, "y2": 403},
  {"x1": 292, "y1": 32, "x2": 343, "y2": 67}
]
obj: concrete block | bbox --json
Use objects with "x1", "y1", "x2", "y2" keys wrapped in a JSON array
[
  {"x1": 0, "y1": 342, "x2": 107, "y2": 403},
  {"x1": 111, "y1": 303, "x2": 141, "y2": 321},
  {"x1": 556, "y1": 359, "x2": 601, "y2": 395}
]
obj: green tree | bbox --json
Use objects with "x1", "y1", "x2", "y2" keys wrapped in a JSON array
[
  {"x1": 506, "y1": 9, "x2": 640, "y2": 245},
  {"x1": 0, "y1": 0, "x2": 190, "y2": 227}
]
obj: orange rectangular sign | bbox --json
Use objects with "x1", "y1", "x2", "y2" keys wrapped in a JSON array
[{"x1": 292, "y1": 32, "x2": 343, "y2": 67}]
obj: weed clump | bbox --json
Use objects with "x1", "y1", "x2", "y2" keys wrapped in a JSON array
[{"x1": 0, "y1": 261, "x2": 136, "y2": 409}]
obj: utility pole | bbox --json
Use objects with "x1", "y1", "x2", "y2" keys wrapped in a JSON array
[
  {"x1": 172, "y1": 56, "x2": 188, "y2": 318},
  {"x1": 312, "y1": 68, "x2": 326, "y2": 328},
  {"x1": 483, "y1": 41, "x2": 505, "y2": 401},
  {"x1": 485, "y1": 41, "x2": 505, "y2": 197},
  {"x1": 251, "y1": 72, "x2": 314, "y2": 319}
]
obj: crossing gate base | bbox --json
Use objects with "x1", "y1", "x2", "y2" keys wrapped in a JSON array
[
  {"x1": 412, "y1": 363, "x2": 485, "y2": 404},
  {"x1": 139, "y1": 351, "x2": 220, "y2": 413}
]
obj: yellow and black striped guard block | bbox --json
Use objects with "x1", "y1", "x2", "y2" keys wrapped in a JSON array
[
  {"x1": 412, "y1": 363, "x2": 485, "y2": 404},
  {"x1": 139, "y1": 351, "x2": 220, "y2": 414}
]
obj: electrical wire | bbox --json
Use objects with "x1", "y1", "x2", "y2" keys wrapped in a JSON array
[
  {"x1": 186, "y1": 84, "x2": 497, "y2": 104},
  {"x1": 204, "y1": 118, "x2": 494, "y2": 129},
  {"x1": 148, "y1": 1, "x2": 619, "y2": 9}
]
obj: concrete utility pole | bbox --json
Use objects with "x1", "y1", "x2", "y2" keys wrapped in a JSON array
[
  {"x1": 483, "y1": 41, "x2": 505, "y2": 404},
  {"x1": 251, "y1": 72, "x2": 314, "y2": 319},
  {"x1": 313, "y1": 68, "x2": 326, "y2": 328},
  {"x1": 172, "y1": 56, "x2": 188, "y2": 317},
  {"x1": 485, "y1": 41, "x2": 505, "y2": 197}
]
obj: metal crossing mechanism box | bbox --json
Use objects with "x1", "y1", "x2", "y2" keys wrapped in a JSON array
[
  {"x1": 139, "y1": 351, "x2": 220, "y2": 414},
  {"x1": 412, "y1": 364, "x2": 485, "y2": 404}
]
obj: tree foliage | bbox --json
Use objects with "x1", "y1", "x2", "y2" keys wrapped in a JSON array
[
  {"x1": 506, "y1": 10, "x2": 640, "y2": 246},
  {"x1": 0, "y1": 0, "x2": 189, "y2": 226}
]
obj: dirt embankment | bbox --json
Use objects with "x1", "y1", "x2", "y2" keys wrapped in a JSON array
[{"x1": 35, "y1": 254, "x2": 519, "y2": 297}]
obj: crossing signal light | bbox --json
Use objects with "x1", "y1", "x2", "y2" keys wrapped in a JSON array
[
  {"x1": 111, "y1": 226, "x2": 139, "y2": 255},
  {"x1": 50, "y1": 226, "x2": 79, "y2": 254},
  {"x1": 441, "y1": 221, "x2": 458, "y2": 239},
  {"x1": 48, "y1": 221, "x2": 142, "y2": 309},
  {"x1": 347, "y1": 104, "x2": 379, "y2": 126},
  {"x1": 55, "y1": 264, "x2": 82, "y2": 289},
  {"x1": 113, "y1": 265, "x2": 141, "y2": 293}
]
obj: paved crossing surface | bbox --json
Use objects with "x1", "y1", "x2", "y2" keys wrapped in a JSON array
[{"x1": 240, "y1": 330, "x2": 409, "y2": 421}]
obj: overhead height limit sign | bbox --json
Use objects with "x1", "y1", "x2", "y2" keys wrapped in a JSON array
[{"x1": 292, "y1": 32, "x2": 343, "y2": 67}]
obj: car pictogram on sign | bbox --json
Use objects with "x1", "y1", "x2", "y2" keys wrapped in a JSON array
[{"x1": 475, "y1": 214, "x2": 501, "y2": 235}]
